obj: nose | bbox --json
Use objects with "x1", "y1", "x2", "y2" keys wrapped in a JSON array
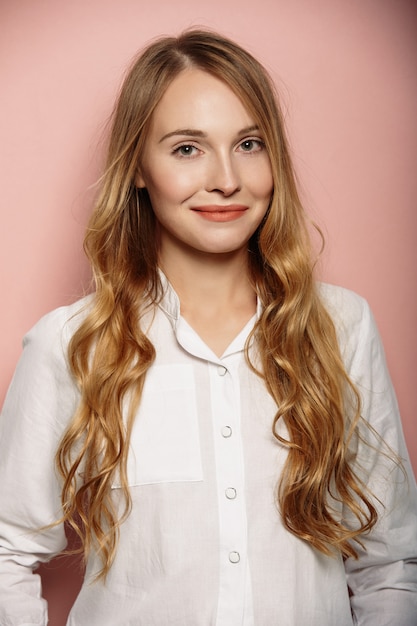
[{"x1": 206, "y1": 152, "x2": 241, "y2": 196}]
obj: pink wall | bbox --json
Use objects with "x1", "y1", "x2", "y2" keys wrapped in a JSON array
[{"x1": 1, "y1": 0, "x2": 416, "y2": 622}]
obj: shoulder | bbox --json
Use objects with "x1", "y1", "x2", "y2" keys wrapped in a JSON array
[
  {"x1": 317, "y1": 282, "x2": 379, "y2": 371},
  {"x1": 317, "y1": 282, "x2": 374, "y2": 336},
  {"x1": 22, "y1": 294, "x2": 94, "y2": 360},
  {"x1": 317, "y1": 282, "x2": 369, "y2": 323},
  {"x1": 2, "y1": 297, "x2": 94, "y2": 430}
]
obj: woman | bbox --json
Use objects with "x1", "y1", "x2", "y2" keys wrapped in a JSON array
[{"x1": 0, "y1": 30, "x2": 416, "y2": 625}]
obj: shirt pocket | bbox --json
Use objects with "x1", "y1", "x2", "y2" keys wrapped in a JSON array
[{"x1": 112, "y1": 364, "x2": 203, "y2": 487}]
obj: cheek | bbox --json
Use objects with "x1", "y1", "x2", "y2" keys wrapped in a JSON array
[
  {"x1": 263, "y1": 163, "x2": 274, "y2": 194},
  {"x1": 254, "y1": 175, "x2": 274, "y2": 205},
  {"x1": 246, "y1": 159, "x2": 274, "y2": 199},
  {"x1": 148, "y1": 167, "x2": 199, "y2": 206},
  {"x1": 261, "y1": 173, "x2": 274, "y2": 199}
]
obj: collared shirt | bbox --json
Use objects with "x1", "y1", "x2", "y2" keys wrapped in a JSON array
[{"x1": 0, "y1": 280, "x2": 416, "y2": 625}]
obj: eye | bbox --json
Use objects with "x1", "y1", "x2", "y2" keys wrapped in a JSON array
[
  {"x1": 238, "y1": 139, "x2": 264, "y2": 153},
  {"x1": 172, "y1": 144, "x2": 200, "y2": 158}
]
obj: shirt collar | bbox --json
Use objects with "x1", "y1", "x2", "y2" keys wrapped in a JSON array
[
  {"x1": 156, "y1": 269, "x2": 181, "y2": 325},
  {"x1": 156, "y1": 269, "x2": 262, "y2": 361}
]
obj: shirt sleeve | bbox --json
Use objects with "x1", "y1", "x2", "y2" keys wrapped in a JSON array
[
  {"x1": 330, "y1": 289, "x2": 417, "y2": 626},
  {"x1": 0, "y1": 307, "x2": 81, "y2": 626}
]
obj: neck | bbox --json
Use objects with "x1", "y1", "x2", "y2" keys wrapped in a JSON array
[
  {"x1": 159, "y1": 247, "x2": 255, "y2": 310},
  {"x1": 158, "y1": 245, "x2": 257, "y2": 357}
]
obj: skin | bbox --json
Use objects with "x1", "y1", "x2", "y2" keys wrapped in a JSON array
[{"x1": 137, "y1": 68, "x2": 274, "y2": 355}]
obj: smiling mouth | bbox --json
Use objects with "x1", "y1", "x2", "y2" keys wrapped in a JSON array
[{"x1": 191, "y1": 205, "x2": 248, "y2": 222}]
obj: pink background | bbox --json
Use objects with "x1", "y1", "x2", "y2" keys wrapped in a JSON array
[{"x1": 1, "y1": 0, "x2": 416, "y2": 622}]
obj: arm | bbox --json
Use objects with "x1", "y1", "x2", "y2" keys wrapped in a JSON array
[
  {"x1": 0, "y1": 306, "x2": 81, "y2": 625},
  {"x1": 329, "y1": 288, "x2": 417, "y2": 625}
]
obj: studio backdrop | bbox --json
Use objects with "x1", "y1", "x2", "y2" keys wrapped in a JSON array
[{"x1": 1, "y1": 1, "x2": 416, "y2": 623}]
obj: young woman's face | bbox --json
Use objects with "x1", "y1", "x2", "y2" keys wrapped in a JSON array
[{"x1": 137, "y1": 68, "x2": 273, "y2": 262}]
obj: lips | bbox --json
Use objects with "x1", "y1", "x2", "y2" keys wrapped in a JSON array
[{"x1": 191, "y1": 204, "x2": 248, "y2": 222}]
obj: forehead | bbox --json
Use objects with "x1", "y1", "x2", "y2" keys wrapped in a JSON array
[{"x1": 148, "y1": 68, "x2": 255, "y2": 134}]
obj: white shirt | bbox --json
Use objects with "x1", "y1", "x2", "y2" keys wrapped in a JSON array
[{"x1": 0, "y1": 280, "x2": 416, "y2": 625}]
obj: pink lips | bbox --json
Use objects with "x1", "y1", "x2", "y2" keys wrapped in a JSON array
[{"x1": 191, "y1": 204, "x2": 248, "y2": 222}]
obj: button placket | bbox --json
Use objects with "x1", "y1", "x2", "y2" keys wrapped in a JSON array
[{"x1": 209, "y1": 358, "x2": 247, "y2": 623}]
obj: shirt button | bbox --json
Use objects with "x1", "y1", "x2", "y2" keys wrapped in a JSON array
[
  {"x1": 225, "y1": 487, "x2": 237, "y2": 500},
  {"x1": 229, "y1": 551, "x2": 240, "y2": 564},
  {"x1": 217, "y1": 365, "x2": 227, "y2": 376},
  {"x1": 221, "y1": 426, "x2": 232, "y2": 438}
]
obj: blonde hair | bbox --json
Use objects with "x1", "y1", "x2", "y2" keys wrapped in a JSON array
[{"x1": 56, "y1": 29, "x2": 377, "y2": 578}]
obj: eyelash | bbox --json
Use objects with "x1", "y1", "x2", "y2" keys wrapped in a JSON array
[
  {"x1": 172, "y1": 138, "x2": 265, "y2": 159},
  {"x1": 238, "y1": 139, "x2": 264, "y2": 153},
  {"x1": 172, "y1": 144, "x2": 200, "y2": 157}
]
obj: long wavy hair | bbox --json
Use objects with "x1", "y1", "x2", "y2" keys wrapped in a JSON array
[{"x1": 56, "y1": 29, "x2": 378, "y2": 578}]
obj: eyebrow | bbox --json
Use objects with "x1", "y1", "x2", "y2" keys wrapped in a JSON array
[{"x1": 159, "y1": 125, "x2": 260, "y2": 143}]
